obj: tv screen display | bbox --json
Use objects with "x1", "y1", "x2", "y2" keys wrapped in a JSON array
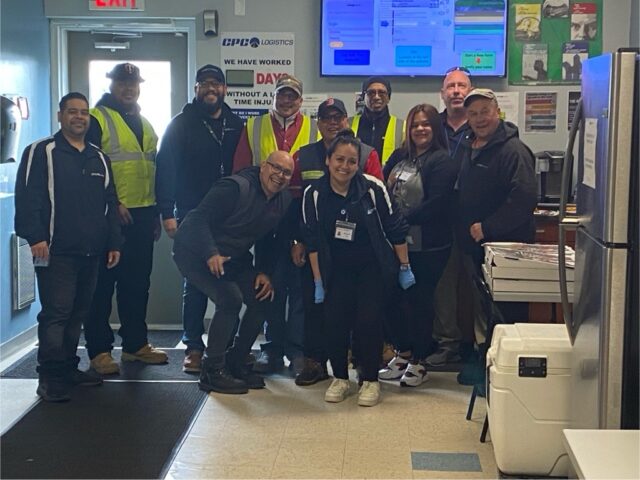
[{"x1": 321, "y1": 0, "x2": 507, "y2": 77}]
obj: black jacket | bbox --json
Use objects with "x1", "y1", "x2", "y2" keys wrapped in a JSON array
[
  {"x1": 155, "y1": 101, "x2": 244, "y2": 220},
  {"x1": 457, "y1": 121, "x2": 537, "y2": 258},
  {"x1": 302, "y1": 172, "x2": 408, "y2": 290},
  {"x1": 384, "y1": 146, "x2": 459, "y2": 250},
  {"x1": 173, "y1": 167, "x2": 292, "y2": 272},
  {"x1": 439, "y1": 109, "x2": 472, "y2": 166},
  {"x1": 14, "y1": 131, "x2": 122, "y2": 256},
  {"x1": 355, "y1": 107, "x2": 392, "y2": 159}
]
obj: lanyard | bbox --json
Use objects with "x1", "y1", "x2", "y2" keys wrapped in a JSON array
[{"x1": 202, "y1": 118, "x2": 226, "y2": 176}]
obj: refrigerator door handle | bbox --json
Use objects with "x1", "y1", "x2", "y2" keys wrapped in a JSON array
[{"x1": 559, "y1": 98, "x2": 583, "y2": 342}]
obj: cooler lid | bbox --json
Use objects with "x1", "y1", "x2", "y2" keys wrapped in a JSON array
[{"x1": 492, "y1": 323, "x2": 573, "y2": 371}]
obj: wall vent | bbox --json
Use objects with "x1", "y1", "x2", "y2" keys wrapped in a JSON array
[{"x1": 12, "y1": 233, "x2": 36, "y2": 310}]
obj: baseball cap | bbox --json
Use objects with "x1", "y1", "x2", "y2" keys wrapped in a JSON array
[
  {"x1": 361, "y1": 76, "x2": 392, "y2": 97},
  {"x1": 463, "y1": 88, "x2": 498, "y2": 107},
  {"x1": 196, "y1": 64, "x2": 225, "y2": 84},
  {"x1": 318, "y1": 98, "x2": 347, "y2": 118},
  {"x1": 106, "y1": 63, "x2": 144, "y2": 82},
  {"x1": 274, "y1": 74, "x2": 303, "y2": 96}
]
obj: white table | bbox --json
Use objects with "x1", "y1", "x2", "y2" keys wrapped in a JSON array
[{"x1": 562, "y1": 429, "x2": 640, "y2": 479}]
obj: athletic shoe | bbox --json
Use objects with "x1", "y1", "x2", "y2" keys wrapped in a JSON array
[
  {"x1": 90, "y1": 352, "x2": 120, "y2": 375},
  {"x1": 425, "y1": 348, "x2": 462, "y2": 367},
  {"x1": 36, "y1": 379, "x2": 71, "y2": 402},
  {"x1": 358, "y1": 381, "x2": 380, "y2": 407},
  {"x1": 378, "y1": 354, "x2": 410, "y2": 380},
  {"x1": 66, "y1": 369, "x2": 103, "y2": 386},
  {"x1": 400, "y1": 362, "x2": 429, "y2": 387},
  {"x1": 324, "y1": 378, "x2": 350, "y2": 403}
]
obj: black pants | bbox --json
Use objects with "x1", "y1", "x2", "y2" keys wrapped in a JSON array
[
  {"x1": 300, "y1": 261, "x2": 326, "y2": 363},
  {"x1": 324, "y1": 257, "x2": 384, "y2": 382},
  {"x1": 173, "y1": 248, "x2": 268, "y2": 369},
  {"x1": 395, "y1": 248, "x2": 450, "y2": 360},
  {"x1": 35, "y1": 255, "x2": 100, "y2": 378},
  {"x1": 85, "y1": 206, "x2": 155, "y2": 358}
]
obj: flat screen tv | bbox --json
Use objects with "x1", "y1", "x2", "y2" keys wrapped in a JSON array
[{"x1": 321, "y1": 0, "x2": 507, "y2": 77}]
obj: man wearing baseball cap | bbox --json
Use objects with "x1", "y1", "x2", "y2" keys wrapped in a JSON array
[
  {"x1": 156, "y1": 64, "x2": 244, "y2": 373},
  {"x1": 456, "y1": 88, "x2": 537, "y2": 349},
  {"x1": 272, "y1": 97, "x2": 383, "y2": 385},
  {"x1": 231, "y1": 74, "x2": 318, "y2": 374},
  {"x1": 349, "y1": 76, "x2": 404, "y2": 164},
  {"x1": 85, "y1": 62, "x2": 167, "y2": 374}
]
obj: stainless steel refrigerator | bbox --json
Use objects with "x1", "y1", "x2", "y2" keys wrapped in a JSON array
[{"x1": 559, "y1": 49, "x2": 639, "y2": 430}]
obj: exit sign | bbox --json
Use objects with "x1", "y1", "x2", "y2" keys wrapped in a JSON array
[{"x1": 89, "y1": 0, "x2": 145, "y2": 11}]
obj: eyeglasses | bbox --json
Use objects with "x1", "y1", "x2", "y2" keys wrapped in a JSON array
[
  {"x1": 445, "y1": 66, "x2": 471, "y2": 75},
  {"x1": 197, "y1": 80, "x2": 224, "y2": 89},
  {"x1": 365, "y1": 89, "x2": 388, "y2": 98},
  {"x1": 319, "y1": 113, "x2": 346, "y2": 123},
  {"x1": 266, "y1": 161, "x2": 293, "y2": 178}
]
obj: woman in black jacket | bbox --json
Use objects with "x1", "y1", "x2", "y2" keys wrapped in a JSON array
[
  {"x1": 380, "y1": 104, "x2": 459, "y2": 387},
  {"x1": 302, "y1": 131, "x2": 412, "y2": 407}
]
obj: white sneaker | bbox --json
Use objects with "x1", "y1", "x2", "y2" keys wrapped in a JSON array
[
  {"x1": 378, "y1": 355, "x2": 410, "y2": 380},
  {"x1": 358, "y1": 381, "x2": 380, "y2": 407},
  {"x1": 400, "y1": 362, "x2": 428, "y2": 387},
  {"x1": 324, "y1": 378, "x2": 350, "y2": 403}
]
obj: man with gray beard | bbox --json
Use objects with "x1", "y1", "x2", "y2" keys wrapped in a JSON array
[{"x1": 156, "y1": 64, "x2": 244, "y2": 373}]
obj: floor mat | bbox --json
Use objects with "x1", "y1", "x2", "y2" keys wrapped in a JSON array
[
  {"x1": 1, "y1": 348, "x2": 196, "y2": 381},
  {"x1": 0, "y1": 382, "x2": 206, "y2": 479}
]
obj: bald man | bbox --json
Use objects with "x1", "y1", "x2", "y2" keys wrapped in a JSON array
[{"x1": 173, "y1": 151, "x2": 294, "y2": 394}]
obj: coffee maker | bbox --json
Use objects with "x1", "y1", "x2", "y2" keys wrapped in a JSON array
[{"x1": 535, "y1": 150, "x2": 564, "y2": 203}]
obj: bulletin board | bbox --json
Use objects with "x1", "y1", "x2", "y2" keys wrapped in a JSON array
[{"x1": 508, "y1": 0, "x2": 603, "y2": 85}]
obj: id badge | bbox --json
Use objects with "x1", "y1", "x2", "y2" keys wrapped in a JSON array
[
  {"x1": 398, "y1": 170, "x2": 413, "y2": 182},
  {"x1": 335, "y1": 220, "x2": 356, "y2": 241}
]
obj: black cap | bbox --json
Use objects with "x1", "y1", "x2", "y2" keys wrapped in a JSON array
[
  {"x1": 106, "y1": 63, "x2": 144, "y2": 83},
  {"x1": 361, "y1": 76, "x2": 392, "y2": 97},
  {"x1": 196, "y1": 64, "x2": 225, "y2": 84},
  {"x1": 318, "y1": 98, "x2": 347, "y2": 118}
]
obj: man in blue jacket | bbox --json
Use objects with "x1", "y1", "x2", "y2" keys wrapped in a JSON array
[
  {"x1": 15, "y1": 92, "x2": 122, "y2": 402},
  {"x1": 156, "y1": 64, "x2": 243, "y2": 373}
]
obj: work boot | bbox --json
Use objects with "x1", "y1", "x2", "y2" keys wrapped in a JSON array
[
  {"x1": 37, "y1": 378, "x2": 71, "y2": 402},
  {"x1": 199, "y1": 358, "x2": 248, "y2": 395},
  {"x1": 295, "y1": 358, "x2": 329, "y2": 386},
  {"x1": 183, "y1": 350, "x2": 203, "y2": 373},
  {"x1": 227, "y1": 352, "x2": 265, "y2": 389},
  {"x1": 90, "y1": 352, "x2": 120, "y2": 375},
  {"x1": 121, "y1": 344, "x2": 168, "y2": 364}
]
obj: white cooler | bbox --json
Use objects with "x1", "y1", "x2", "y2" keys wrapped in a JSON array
[{"x1": 486, "y1": 323, "x2": 572, "y2": 477}]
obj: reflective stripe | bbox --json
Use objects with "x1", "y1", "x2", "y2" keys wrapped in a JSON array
[
  {"x1": 95, "y1": 106, "x2": 120, "y2": 154},
  {"x1": 45, "y1": 142, "x2": 56, "y2": 247},
  {"x1": 301, "y1": 170, "x2": 324, "y2": 181},
  {"x1": 108, "y1": 152, "x2": 155, "y2": 162}
]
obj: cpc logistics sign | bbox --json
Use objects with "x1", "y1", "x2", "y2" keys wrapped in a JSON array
[{"x1": 221, "y1": 32, "x2": 295, "y2": 118}]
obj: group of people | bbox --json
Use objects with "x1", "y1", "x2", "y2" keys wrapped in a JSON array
[{"x1": 15, "y1": 62, "x2": 537, "y2": 407}]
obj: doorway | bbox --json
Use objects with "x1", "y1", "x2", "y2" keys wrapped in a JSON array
[{"x1": 61, "y1": 27, "x2": 192, "y2": 328}]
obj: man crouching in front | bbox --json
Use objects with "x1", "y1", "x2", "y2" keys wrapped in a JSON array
[{"x1": 172, "y1": 151, "x2": 294, "y2": 394}]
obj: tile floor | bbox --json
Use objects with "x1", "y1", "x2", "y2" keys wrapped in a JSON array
[{"x1": 0, "y1": 338, "x2": 498, "y2": 479}]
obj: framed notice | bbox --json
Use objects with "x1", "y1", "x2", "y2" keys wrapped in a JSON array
[{"x1": 508, "y1": 0, "x2": 602, "y2": 85}]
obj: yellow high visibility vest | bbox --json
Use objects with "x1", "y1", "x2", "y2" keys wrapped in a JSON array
[
  {"x1": 91, "y1": 106, "x2": 158, "y2": 208},
  {"x1": 350, "y1": 114, "x2": 405, "y2": 164},
  {"x1": 246, "y1": 113, "x2": 318, "y2": 166}
]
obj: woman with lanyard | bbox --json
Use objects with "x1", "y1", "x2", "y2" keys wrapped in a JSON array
[
  {"x1": 379, "y1": 104, "x2": 459, "y2": 386},
  {"x1": 302, "y1": 130, "x2": 413, "y2": 407}
]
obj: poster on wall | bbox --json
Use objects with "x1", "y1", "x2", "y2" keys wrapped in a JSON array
[
  {"x1": 508, "y1": 0, "x2": 602, "y2": 85},
  {"x1": 525, "y1": 92, "x2": 558, "y2": 133},
  {"x1": 220, "y1": 32, "x2": 295, "y2": 119}
]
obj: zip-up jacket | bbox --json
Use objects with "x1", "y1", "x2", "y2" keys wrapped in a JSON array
[
  {"x1": 14, "y1": 131, "x2": 122, "y2": 255},
  {"x1": 173, "y1": 167, "x2": 292, "y2": 272},
  {"x1": 155, "y1": 101, "x2": 243, "y2": 220},
  {"x1": 457, "y1": 120, "x2": 537, "y2": 257},
  {"x1": 350, "y1": 108, "x2": 404, "y2": 163},
  {"x1": 302, "y1": 172, "x2": 408, "y2": 290}
]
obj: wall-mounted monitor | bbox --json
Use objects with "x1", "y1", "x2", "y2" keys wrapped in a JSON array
[{"x1": 321, "y1": 0, "x2": 507, "y2": 77}]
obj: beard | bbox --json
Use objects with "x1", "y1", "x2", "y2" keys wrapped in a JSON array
[{"x1": 197, "y1": 94, "x2": 224, "y2": 115}]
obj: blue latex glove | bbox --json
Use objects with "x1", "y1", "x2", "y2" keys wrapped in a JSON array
[
  {"x1": 399, "y1": 266, "x2": 416, "y2": 290},
  {"x1": 314, "y1": 279, "x2": 325, "y2": 304}
]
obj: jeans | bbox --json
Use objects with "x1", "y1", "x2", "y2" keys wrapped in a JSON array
[
  {"x1": 261, "y1": 255, "x2": 304, "y2": 360},
  {"x1": 85, "y1": 206, "x2": 155, "y2": 358},
  {"x1": 181, "y1": 279, "x2": 208, "y2": 352},
  {"x1": 173, "y1": 248, "x2": 268, "y2": 369},
  {"x1": 35, "y1": 255, "x2": 100, "y2": 378}
]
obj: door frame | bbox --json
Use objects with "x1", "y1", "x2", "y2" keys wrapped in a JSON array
[{"x1": 49, "y1": 18, "x2": 196, "y2": 132}]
